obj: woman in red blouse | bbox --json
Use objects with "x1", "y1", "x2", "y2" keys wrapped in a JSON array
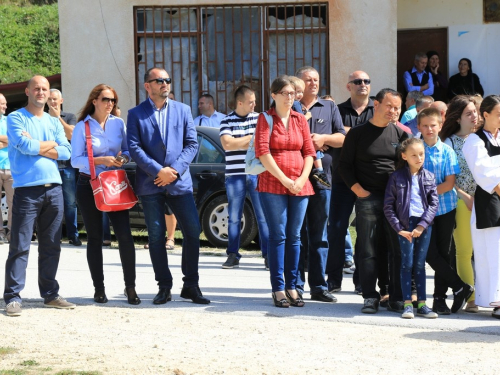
[{"x1": 255, "y1": 75, "x2": 316, "y2": 308}]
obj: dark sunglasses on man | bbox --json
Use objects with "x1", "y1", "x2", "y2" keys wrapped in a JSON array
[
  {"x1": 349, "y1": 79, "x2": 371, "y2": 85},
  {"x1": 147, "y1": 78, "x2": 172, "y2": 85}
]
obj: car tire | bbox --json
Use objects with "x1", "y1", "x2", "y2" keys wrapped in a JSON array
[{"x1": 201, "y1": 195, "x2": 258, "y2": 248}]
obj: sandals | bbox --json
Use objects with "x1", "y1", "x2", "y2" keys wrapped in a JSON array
[
  {"x1": 285, "y1": 290, "x2": 305, "y2": 307},
  {"x1": 166, "y1": 239, "x2": 175, "y2": 250},
  {"x1": 272, "y1": 292, "x2": 290, "y2": 308}
]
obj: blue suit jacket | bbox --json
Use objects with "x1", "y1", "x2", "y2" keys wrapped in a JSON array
[{"x1": 126, "y1": 99, "x2": 198, "y2": 196}]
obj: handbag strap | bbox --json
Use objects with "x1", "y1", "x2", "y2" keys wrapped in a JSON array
[
  {"x1": 84, "y1": 120, "x2": 97, "y2": 180},
  {"x1": 262, "y1": 112, "x2": 273, "y2": 139}
]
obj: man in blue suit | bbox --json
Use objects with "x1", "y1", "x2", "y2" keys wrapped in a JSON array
[{"x1": 127, "y1": 67, "x2": 210, "y2": 305}]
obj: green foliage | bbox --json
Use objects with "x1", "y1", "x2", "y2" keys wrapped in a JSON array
[
  {"x1": 0, "y1": 370, "x2": 26, "y2": 375},
  {"x1": 19, "y1": 359, "x2": 39, "y2": 366},
  {"x1": 0, "y1": 3, "x2": 60, "y2": 84}
]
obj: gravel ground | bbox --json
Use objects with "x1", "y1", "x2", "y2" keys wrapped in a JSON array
[{"x1": 0, "y1": 243, "x2": 499, "y2": 374}]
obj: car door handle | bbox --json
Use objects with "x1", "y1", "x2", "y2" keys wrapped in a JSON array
[{"x1": 197, "y1": 172, "x2": 217, "y2": 179}]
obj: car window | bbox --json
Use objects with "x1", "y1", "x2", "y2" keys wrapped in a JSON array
[{"x1": 196, "y1": 135, "x2": 224, "y2": 164}]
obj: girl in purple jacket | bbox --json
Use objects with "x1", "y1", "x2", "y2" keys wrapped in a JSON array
[{"x1": 384, "y1": 138, "x2": 439, "y2": 319}]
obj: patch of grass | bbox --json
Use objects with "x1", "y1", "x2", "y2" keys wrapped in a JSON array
[
  {"x1": 0, "y1": 370, "x2": 26, "y2": 375},
  {"x1": 18, "y1": 360, "x2": 37, "y2": 367},
  {"x1": 0, "y1": 347, "x2": 17, "y2": 356}
]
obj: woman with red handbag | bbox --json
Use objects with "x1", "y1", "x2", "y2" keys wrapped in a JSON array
[{"x1": 71, "y1": 84, "x2": 140, "y2": 305}]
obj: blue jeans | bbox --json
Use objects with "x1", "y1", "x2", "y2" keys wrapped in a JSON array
[
  {"x1": 225, "y1": 175, "x2": 269, "y2": 257},
  {"x1": 345, "y1": 231, "x2": 353, "y2": 263},
  {"x1": 4, "y1": 185, "x2": 64, "y2": 304},
  {"x1": 399, "y1": 217, "x2": 432, "y2": 301},
  {"x1": 355, "y1": 194, "x2": 402, "y2": 301},
  {"x1": 326, "y1": 182, "x2": 357, "y2": 288},
  {"x1": 297, "y1": 189, "x2": 331, "y2": 294},
  {"x1": 260, "y1": 193, "x2": 308, "y2": 292},
  {"x1": 60, "y1": 166, "x2": 78, "y2": 239},
  {"x1": 141, "y1": 192, "x2": 201, "y2": 289}
]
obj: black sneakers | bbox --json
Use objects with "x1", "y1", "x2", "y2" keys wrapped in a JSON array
[
  {"x1": 432, "y1": 298, "x2": 451, "y2": 315},
  {"x1": 222, "y1": 253, "x2": 239, "y2": 269},
  {"x1": 451, "y1": 284, "x2": 475, "y2": 313}
]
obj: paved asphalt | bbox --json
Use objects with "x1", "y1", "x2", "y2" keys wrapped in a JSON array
[{"x1": 0, "y1": 242, "x2": 498, "y2": 336}]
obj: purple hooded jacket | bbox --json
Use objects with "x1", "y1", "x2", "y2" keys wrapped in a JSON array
[{"x1": 384, "y1": 166, "x2": 439, "y2": 233}]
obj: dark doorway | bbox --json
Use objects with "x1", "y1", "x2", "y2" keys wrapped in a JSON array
[{"x1": 397, "y1": 28, "x2": 448, "y2": 102}]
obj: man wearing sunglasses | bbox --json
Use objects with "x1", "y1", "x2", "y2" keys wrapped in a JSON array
[
  {"x1": 326, "y1": 71, "x2": 374, "y2": 297},
  {"x1": 127, "y1": 67, "x2": 210, "y2": 305}
]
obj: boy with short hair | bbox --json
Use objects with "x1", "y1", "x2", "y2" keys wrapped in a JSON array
[
  {"x1": 417, "y1": 107, "x2": 474, "y2": 315},
  {"x1": 289, "y1": 76, "x2": 330, "y2": 187}
]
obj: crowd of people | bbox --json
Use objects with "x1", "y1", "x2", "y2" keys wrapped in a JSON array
[{"x1": 1, "y1": 52, "x2": 499, "y2": 321}]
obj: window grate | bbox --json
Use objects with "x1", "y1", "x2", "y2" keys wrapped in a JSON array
[{"x1": 134, "y1": 3, "x2": 329, "y2": 115}]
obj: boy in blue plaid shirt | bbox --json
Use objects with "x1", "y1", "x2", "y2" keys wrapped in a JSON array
[{"x1": 418, "y1": 108, "x2": 474, "y2": 315}]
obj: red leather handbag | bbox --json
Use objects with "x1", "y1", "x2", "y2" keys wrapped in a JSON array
[{"x1": 85, "y1": 121, "x2": 138, "y2": 212}]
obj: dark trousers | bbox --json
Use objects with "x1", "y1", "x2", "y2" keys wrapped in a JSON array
[
  {"x1": 76, "y1": 175, "x2": 136, "y2": 290},
  {"x1": 140, "y1": 192, "x2": 201, "y2": 289},
  {"x1": 4, "y1": 185, "x2": 63, "y2": 304},
  {"x1": 425, "y1": 209, "x2": 463, "y2": 299},
  {"x1": 355, "y1": 194, "x2": 402, "y2": 301},
  {"x1": 297, "y1": 189, "x2": 331, "y2": 294},
  {"x1": 326, "y1": 182, "x2": 357, "y2": 288}
]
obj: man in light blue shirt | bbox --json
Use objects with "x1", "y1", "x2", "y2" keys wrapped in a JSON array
[
  {"x1": 400, "y1": 91, "x2": 422, "y2": 125},
  {"x1": 0, "y1": 93, "x2": 13, "y2": 244},
  {"x1": 193, "y1": 94, "x2": 226, "y2": 128},
  {"x1": 403, "y1": 52, "x2": 434, "y2": 97},
  {"x1": 4, "y1": 76, "x2": 75, "y2": 317}
]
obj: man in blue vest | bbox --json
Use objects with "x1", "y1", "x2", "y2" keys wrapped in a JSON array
[{"x1": 403, "y1": 52, "x2": 434, "y2": 97}]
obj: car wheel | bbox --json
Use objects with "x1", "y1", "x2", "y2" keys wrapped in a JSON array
[{"x1": 202, "y1": 195, "x2": 258, "y2": 248}]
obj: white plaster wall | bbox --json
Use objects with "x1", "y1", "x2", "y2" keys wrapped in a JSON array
[
  {"x1": 329, "y1": 0, "x2": 397, "y2": 102},
  {"x1": 59, "y1": 0, "x2": 397, "y2": 117},
  {"x1": 397, "y1": 0, "x2": 483, "y2": 29}
]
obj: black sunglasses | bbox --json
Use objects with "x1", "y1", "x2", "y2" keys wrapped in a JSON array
[
  {"x1": 148, "y1": 78, "x2": 172, "y2": 85},
  {"x1": 101, "y1": 97, "x2": 117, "y2": 104},
  {"x1": 349, "y1": 79, "x2": 371, "y2": 85}
]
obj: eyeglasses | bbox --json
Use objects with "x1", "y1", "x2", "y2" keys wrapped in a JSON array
[
  {"x1": 147, "y1": 78, "x2": 172, "y2": 85},
  {"x1": 349, "y1": 79, "x2": 371, "y2": 85},
  {"x1": 277, "y1": 91, "x2": 296, "y2": 97},
  {"x1": 101, "y1": 97, "x2": 117, "y2": 104}
]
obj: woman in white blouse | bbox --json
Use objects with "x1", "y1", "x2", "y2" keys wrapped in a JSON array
[{"x1": 463, "y1": 95, "x2": 500, "y2": 319}]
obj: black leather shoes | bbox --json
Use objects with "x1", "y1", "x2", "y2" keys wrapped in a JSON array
[
  {"x1": 180, "y1": 286, "x2": 210, "y2": 304},
  {"x1": 311, "y1": 290, "x2": 337, "y2": 303},
  {"x1": 94, "y1": 290, "x2": 108, "y2": 304},
  {"x1": 124, "y1": 287, "x2": 141, "y2": 305},
  {"x1": 153, "y1": 288, "x2": 172, "y2": 305}
]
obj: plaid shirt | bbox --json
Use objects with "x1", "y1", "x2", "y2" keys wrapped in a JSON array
[
  {"x1": 423, "y1": 138, "x2": 460, "y2": 216},
  {"x1": 255, "y1": 108, "x2": 316, "y2": 196}
]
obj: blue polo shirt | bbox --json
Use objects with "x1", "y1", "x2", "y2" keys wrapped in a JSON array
[
  {"x1": 0, "y1": 115, "x2": 9, "y2": 169},
  {"x1": 7, "y1": 108, "x2": 71, "y2": 188},
  {"x1": 423, "y1": 138, "x2": 460, "y2": 216}
]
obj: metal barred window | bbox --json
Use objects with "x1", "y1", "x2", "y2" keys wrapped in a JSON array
[{"x1": 134, "y1": 3, "x2": 329, "y2": 115}]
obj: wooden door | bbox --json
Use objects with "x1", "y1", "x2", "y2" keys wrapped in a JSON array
[{"x1": 397, "y1": 28, "x2": 448, "y2": 102}]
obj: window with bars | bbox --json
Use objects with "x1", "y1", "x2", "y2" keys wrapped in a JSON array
[{"x1": 134, "y1": 3, "x2": 329, "y2": 115}]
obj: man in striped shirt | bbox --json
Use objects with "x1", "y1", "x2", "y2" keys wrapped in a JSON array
[{"x1": 219, "y1": 85, "x2": 269, "y2": 269}]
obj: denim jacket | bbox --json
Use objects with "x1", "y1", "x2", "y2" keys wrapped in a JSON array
[{"x1": 384, "y1": 166, "x2": 439, "y2": 233}]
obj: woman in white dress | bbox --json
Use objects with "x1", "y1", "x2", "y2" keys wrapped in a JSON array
[{"x1": 463, "y1": 95, "x2": 500, "y2": 319}]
